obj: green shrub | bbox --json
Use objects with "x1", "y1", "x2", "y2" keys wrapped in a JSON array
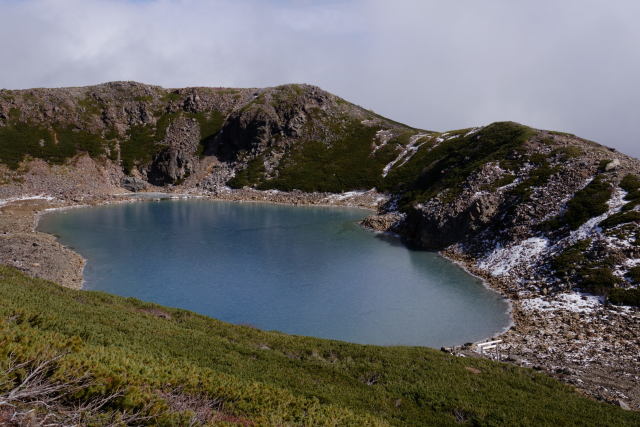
[
  {"x1": 161, "y1": 91, "x2": 182, "y2": 103},
  {"x1": 598, "y1": 159, "x2": 612, "y2": 172},
  {"x1": 620, "y1": 174, "x2": 640, "y2": 211},
  {"x1": 577, "y1": 267, "x2": 621, "y2": 295},
  {"x1": 0, "y1": 266, "x2": 637, "y2": 425},
  {"x1": 547, "y1": 131, "x2": 576, "y2": 137},
  {"x1": 627, "y1": 266, "x2": 640, "y2": 283},
  {"x1": 511, "y1": 163, "x2": 559, "y2": 201},
  {"x1": 121, "y1": 124, "x2": 160, "y2": 174},
  {"x1": 228, "y1": 156, "x2": 266, "y2": 188},
  {"x1": 77, "y1": 96, "x2": 102, "y2": 117},
  {"x1": 620, "y1": 174, "x2": 640, "y2": 193},
  {"x1": 551, "y1": 239, "x2": 591, "y2": 276},
  {"x1": 120, "y1": 112, "x2": 184, "y2": 174},
  {"x1": 621, "y1": 200, "x2": 640, "y2": 212},
  {"x1": 260, "y1": 116, "x2": 395, "y2": 192},
  {"x1": 543, "y1": 176, "x2": 613, "y2": 231},
  {"x1": 0, "y1": 121, "x2": 106, "y2": 169},
  {"x1": 608, "y1": 288, "x2": 640, "y2": 307},
  {"x1": 599, "y1": 211, "x2": 640, "y2": 229},
  {"x1": 133, "y1": 95, "x2": 154, "y2": 102},
  {"x1": 383, "y1": 122, "x2": 535, "y2": 209},
  {"x1": 551, "y1": 146, "x2": 582, "y2": 159},
  {"x1": 187, "y1": 111, "x2": 225, "y2": 156}
]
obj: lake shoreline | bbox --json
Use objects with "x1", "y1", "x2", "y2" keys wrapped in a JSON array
[{"x1": 0, "y1": 187, "x2": 638, "y2": 410}]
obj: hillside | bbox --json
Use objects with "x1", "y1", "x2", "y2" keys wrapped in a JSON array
[
  {"x1": 0, "y1": 82, "x2": 639, "y2": 418},
  {"x1": 1, "y1": 82, "x2": 639, "y2": 305},
  {"x1": 0, "y1": 81, "x2": 417, "y2": 192},
  {"x1": 0, "y1": 266, "x2": 637, "y2": 425}
]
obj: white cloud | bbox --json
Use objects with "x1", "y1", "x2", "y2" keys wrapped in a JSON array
[{"x1": 0, "y1": 0, "x2": 639, "y2": 157}]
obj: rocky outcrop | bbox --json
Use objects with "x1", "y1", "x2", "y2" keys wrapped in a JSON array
[
  {"x1": 148, "y1": 116, "x2": 201, "y2": 185},
  {"x1": 360, "y1": 212, "x2": 404, "y2": 232},
  {"x1": 206, "y1": 85, "x2": 334, "y2": 158},
  {"x1": 121, "y1": 176, "x2": 147, "y2": 192},
  {"x1": 402, "y1": 191, "x2": 503, "y2": 249}
]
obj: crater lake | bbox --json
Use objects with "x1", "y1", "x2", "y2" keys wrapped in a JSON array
[{"x1": 38, "y1": 199, "x2": 510, "y2": 347}]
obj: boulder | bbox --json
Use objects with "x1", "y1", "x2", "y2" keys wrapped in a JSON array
[{"x1": 120, "y1": 176, "x2": 147, "y2": 192}]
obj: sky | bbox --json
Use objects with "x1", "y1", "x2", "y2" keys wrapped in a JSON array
[{"x1": 1, "y1": 0, "x2": 639, "y2": 157}]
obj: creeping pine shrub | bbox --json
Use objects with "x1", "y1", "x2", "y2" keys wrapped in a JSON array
[
  {"x1": 598, "y1": 159, "x2": 613, "y2": 172},
  {"x1": 620, "y1": 174, "x2": 640, "y2": 193},
  {"x1": 577, "y1": 267, "x2": 621, "y2": 295},
  {"x1": 258, "y1": 116, "x2": 390, "y2": 192},
  {"x1": 620, "y1": 174, "x2": 640, "y2": 211},
  {"x1": 227, "y1": 156, "x2": 266, "y2": 188},
  {"x1": 599, "y1": 211, "x2": 640, "y2": 229},
  {"x1": 550, "y1": 145, "x2": 582, "y2": 159},
  {"x1": 511, "y1": 162, "x2": 559, "y2": 201},
  {"x1": 0, "y1": 266, "x2": 639, "y2": 425},
  {"x1": 187, "y1": 111, "x2": 225, "y2": 157},
  {"x1": 608, "y1": 288, "x2": 640, "y2": 307},
  {"x1": 551, "y1": 239, "x2": 591, "y2": 276},
  {"x1": 0, "y1": 122, "x2": 106, "y2": 169},
  {"x1": 383, "y1": 121, "x2": 535, "y2": 209},
  {"x1": 627, "y1": 266, "x2": 640, "y2": 283},
  {"x1": 542, "y1": 176, "x2": 613, "y2": 231}
]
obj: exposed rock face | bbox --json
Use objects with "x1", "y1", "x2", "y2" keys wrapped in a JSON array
[
  {"x1": 148, "y1": 116, "x2": 201, "y2": 185},
  {"x1": 121, "y1": 176, "x2": 147, "y2": 192},
  {"x1": 206, "y1": 86, "x2": 334, "y2": 159},
  {"x1": 0, "y1": 82, "x2": 253, "y2": 185},
  {"x1": 403, "y1": 191, "x2": 503, "y2": 249},
  {"x1": 360, "y1": 212, "x2": 404, "y2": 232}
]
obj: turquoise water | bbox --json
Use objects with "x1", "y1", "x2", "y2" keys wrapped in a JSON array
[{"x1": 38, "y1": 200, "x2": 510, "y2": 347}]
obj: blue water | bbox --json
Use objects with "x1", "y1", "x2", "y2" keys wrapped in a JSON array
[{"x1": 38, "y1": 200, "x2": 510, "y2": 347}]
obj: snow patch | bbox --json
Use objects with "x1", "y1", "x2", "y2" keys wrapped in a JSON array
[
  {"x1": 430, "y1": 132, "x2": 462, "y2": 149},
  {"x1": 464, "y1": 127, "x2": 482, "y2": 137},
  {"x1": 382, "y1": 133, "x2": 430, "y2": 177},
  {"x1": 0, "y1": 195, "x2": 56, "y2": 207},
  {"x1": 625, "y1": 258, "x2": 640, "y2": 268},
  {"x1": 324, "y1": 189, "x2": 377, "y2": 201},
  {"x1": 479, "y1": 237, "x2": 550, "y2": 277},
  {"x1": 521, "y1": 292, "x2": 603, "y2": 313},
  {"x1": 331, "y1": 190, "x2": 367, "y2": 201},
  {"x1": 566, "y1": 188, "x2": 627, "y2": 245},
  {"x1": 372, "y1": 129, "x2": 393, "y2": 153},
  {"x1": 603, "y1": 233, "x2": 636, "y2": 250}
]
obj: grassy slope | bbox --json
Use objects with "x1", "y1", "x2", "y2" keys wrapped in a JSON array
[
  {"x1": 0, "y1": 93, "x2": 226, "y2": 174},
  {"x1": 246, "y1": 121, "x2": 538, "y2": 206},
  {"x1": 381, "y1": 122, "x2": 536, "y2": 207},
  {"x1": 0, "y1": 266, "x2": 637, "y2": 425},
  {"x1": 255, "y1": 116, "x2": 410, "y2": 193},
  {"x1": 0, "y1": 120, "x2": 107, "y2": 169}
]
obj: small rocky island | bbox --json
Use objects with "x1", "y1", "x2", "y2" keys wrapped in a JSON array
[{"x1": 0, "y1": 82, "x2": 638, "y2": 415}]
